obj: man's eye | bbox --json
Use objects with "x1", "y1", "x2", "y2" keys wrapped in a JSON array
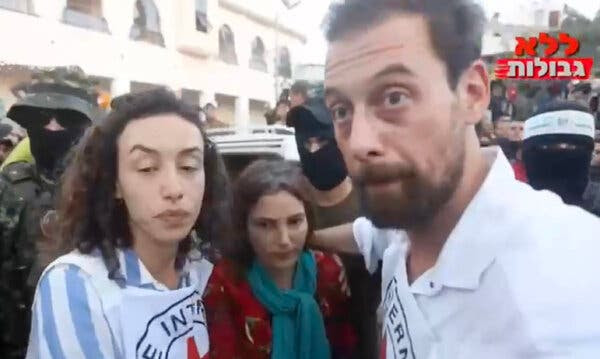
[{"x1": 382, "y1": 89, "x2": 411, "y2": 109}]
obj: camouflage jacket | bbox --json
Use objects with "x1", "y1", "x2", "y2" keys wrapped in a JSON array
[{"x1": 0, "y1": 161, "x2": 57, "y2": 358}]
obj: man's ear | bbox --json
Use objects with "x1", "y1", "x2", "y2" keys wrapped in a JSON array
[{"x1": 457, "y1": 60, "x2": 490, "y2": 126}]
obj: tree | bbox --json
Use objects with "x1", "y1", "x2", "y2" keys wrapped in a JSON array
[{"x1": 560, "y1": 5, "x2": 600, "y2": 68}]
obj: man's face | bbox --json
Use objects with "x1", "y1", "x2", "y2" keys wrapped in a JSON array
[
  {"x1": 495, "y1": 119, "x2": 511, "y2": 139},
  {"x1": 508, "y1": 121, "x2": 523, "y2": 142},
  {"x1": 290, "y1": 91, "x2": 306, "y2": 108},
  {"x1": 569, "y1": 91, "x2": 591, "y2": 107},
  {"x1": 325, "y1": 15, "x2": 489, "y2": 228},
  {"x1": 276, "y1": 103, "x2": 290, "y2": 118}
]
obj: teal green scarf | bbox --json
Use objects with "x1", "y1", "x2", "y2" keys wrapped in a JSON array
[{"x1": 247, "y1": 251, "x2": 331, "y2": 359}]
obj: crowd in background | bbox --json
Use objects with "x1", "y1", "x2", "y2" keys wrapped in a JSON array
[{"x1": 475, "y1": 79, "x2": 600, "y2": 215}]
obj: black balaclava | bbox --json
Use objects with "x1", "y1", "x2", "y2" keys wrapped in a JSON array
[
  {"x1": 26, "y1": 109, "x2": 89, "y2": 177},
  {"x1": 523, "y1": 101, "x2": 595, "y2": 206},
  {"x1": 289, "y1": 100, "x2": 347, "y2": 191}
]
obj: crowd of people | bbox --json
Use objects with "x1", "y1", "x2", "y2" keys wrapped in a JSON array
[
  {"x1": 476, "y1": 77, "x2": 600, "y2": 216},
  {"x1": 0, "y1": 0, "x2": 599, "y2": 358}
]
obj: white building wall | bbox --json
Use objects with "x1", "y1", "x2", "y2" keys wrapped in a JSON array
[{"x1": 0, "y1": 0, "x2": 306, "y2": 126}]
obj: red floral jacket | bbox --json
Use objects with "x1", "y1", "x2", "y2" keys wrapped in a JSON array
[{"x1": 204, "y1": 251, "x2": 359, "y2": 359}]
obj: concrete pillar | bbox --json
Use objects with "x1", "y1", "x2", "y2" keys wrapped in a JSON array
[{"x1": 234, "y1": 95, "x2": 250, "y2": 128}]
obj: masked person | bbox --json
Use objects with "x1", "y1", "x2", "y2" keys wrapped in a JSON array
[
  {"x1": 204, "y1": 159, "x2": 356, "y2": 359},
  {"x1": 0, "y1": 67, "x2": 103, "y2": 358},
  {"x1": 310, "y1": 0, "x2": 600, "y2": 357},
  {"x1": 26, "y1": 88, "x2": 231, "y2": 358},
  {"x1": 523, "y1": 100, "x2": 597, "y2": 214},
  {"x1": 287, "y1": 94, "x2": 380, "y2": 359}
]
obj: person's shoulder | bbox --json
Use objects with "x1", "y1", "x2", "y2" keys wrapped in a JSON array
[
  {"x1": 205, "y1": 260, "x2": 249, "y2": 300},
  {"x1": 204, "y1": 260, "x2": 268, "y2": 318},
  {"x1": 0, "y1": 161, "x2": 37, "y2": 184},
  {"x1": 40, "y1": 250, "x2": 108, "y2": 287},
  {"x1": 313, "y1": 251, "x2": 349, "y2": 293},
  {"x1": 0, "y1": 161, "x2": 39, "y2": 203},
  {"x1": 495, "y1": 191, "x2": 600, "y2": 319},
  {"x1": 507, "y1": 183, "x2": 599, "y2": 240}
]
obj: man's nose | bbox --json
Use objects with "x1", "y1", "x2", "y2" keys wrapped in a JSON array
[{"x1": 348, "y1": 105, "x2": 385, "y2": 162}]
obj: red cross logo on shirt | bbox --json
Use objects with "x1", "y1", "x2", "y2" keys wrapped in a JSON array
[{"x1": 187, "y1": 337, "x2": 208, "y2": 359}]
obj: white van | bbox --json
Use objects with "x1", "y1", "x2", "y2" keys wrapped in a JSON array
[{"x1": 207, "y1": 125, "x2": 300, "y2": 179}]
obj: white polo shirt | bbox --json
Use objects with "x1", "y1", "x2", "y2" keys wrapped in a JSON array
[{"x1": 353, "y1": 148, "x2": 600, "y2": 358}]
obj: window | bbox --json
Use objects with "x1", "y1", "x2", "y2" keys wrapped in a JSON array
[
  {"x1": 181, "y1": 89, "x2": 201, "y2": 108},
  {"x1": 63, "y1": 0, "x2": 109, "y2": 32},
  {"x1": 250, "y1": 37, "x2": 267, "y2": 72},
  {"x1": 277, "y1": 47, "x2": 292, "y2": 78},
  {"x1": 195, "y1": 0, "x2": 208, "y2": 32},
  {"x1": 0, "y1": 0, "x2": 33, "y2": 13},
  {"x1": 130, "y1": 0, "x2": 164, "y2": 46},
  {"x1": 219, "y1": 25, "x2": 238, "y2": 65}
]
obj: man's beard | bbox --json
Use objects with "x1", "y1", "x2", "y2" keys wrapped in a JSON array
[{"x1": 355, "y1": 130, "x2": 466, "y2": 230}]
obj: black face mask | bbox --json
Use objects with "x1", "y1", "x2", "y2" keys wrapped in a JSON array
[
  {"x1": 293, "y1": 106, "x2": 348, "y2": 191},
  {"x1": 26, "y1": 109, "x2": 89, "y2": 176},
  {"x1": 524, "y1": 146, "x2": 592, "y2": 206},
  {"x1": 28, "y1": 126, "x2": 85, "y2": 177},
  {"x1": 297, "y1": 139, "x2": 348, "y2": 191}
]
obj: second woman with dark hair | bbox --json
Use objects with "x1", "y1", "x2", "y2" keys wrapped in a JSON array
[
  {"x1": 26, "y1": 89, "x2": 230, "y2": 358},
  {"x1": 204, "y1": 159, "x2": 357, "y2": 359}
]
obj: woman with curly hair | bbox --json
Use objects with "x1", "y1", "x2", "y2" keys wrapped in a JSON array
[
  {"x1": 26, "y1": 88, "x2": 230, "y2": 358},
  {"x1": 204, "y1": 159, "x2": 357, "y2": 359}
]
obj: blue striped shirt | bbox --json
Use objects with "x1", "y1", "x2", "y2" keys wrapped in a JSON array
[{"x1": 26, "y1": 249, "x2": 197, "y2": 359}]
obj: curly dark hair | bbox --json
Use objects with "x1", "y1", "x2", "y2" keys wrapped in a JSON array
[
  {"x1": 55, "y1": 88, "x2": 231, "y2": 279},
  {"x1": 224, "y1": 159, "x2": 315, "y2": 277}
]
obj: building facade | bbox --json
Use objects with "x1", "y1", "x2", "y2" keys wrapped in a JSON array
[{"x1": 0, "y1": 0, "x2": 307, "y2": 126}]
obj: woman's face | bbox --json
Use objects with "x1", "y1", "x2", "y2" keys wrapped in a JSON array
[
  {"x1": 247, "y1": 190, "x2": 308, "y2": 273},
  {"x1": 116, "y1": 113, "x2": 205, "y2": 247}
]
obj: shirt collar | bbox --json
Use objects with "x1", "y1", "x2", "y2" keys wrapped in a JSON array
[
  {"x1": 417, "y1": 147, "x2": 518, "y2": 292},
  {"x1": 114, "y1": 248, "x2": 193, "y2": 291}
]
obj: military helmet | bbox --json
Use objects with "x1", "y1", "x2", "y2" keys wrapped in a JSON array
[{"x1": 7, "y1": 66, "x2": 102, "y2": 128}]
